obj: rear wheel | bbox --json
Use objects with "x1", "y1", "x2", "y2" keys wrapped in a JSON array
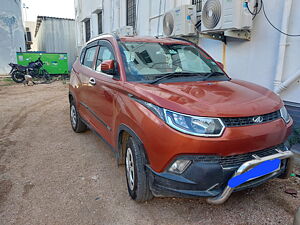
[
  {"x1": 70, "y1": 101, "x2": 87, "y2": 133},
  {"x1": 125, "y1": 137, "x2": 153, "y2": 202},
  {"x1": 11, "y1": 71, "x2": 25, "y2": 83}
]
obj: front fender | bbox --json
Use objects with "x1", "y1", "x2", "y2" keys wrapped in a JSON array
[
  {"x1": 9, "y1": 68, "x2": 15, "y2": 74},
  {"x1": 114, "y1": 93, "x2": 164, "y2": 167}
]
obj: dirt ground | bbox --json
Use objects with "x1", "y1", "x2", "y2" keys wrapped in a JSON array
[{"x1": 0, "y1": 82, "x2": 299, "y2": 225}]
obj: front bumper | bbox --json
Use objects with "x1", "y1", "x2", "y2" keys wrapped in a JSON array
[{"x1": 146, "y1": 145, "x2": 294, "y2": 204}]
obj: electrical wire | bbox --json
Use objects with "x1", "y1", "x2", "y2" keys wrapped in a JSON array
[
  {"x1": 251, "y1": 4, "x2": 257, "y2": 20},
  {"x1": 246, "y1": 2, "x2": 257, "y2": 16},
  {"x1": 261, "y1": 0, "x2": 300, "y2": 37},
  {"x1": 246, "y1": 0, "x2": 262, "y2": 20},
  {"x1": 252, "y1": 0, "x2": 262, "y2": 20},
  {"x1": 246, "y1": 0, "x2": 300, "y2": 37},
  {"x1": 256, "y1": 0, "x2": 263, "y2": 15}
]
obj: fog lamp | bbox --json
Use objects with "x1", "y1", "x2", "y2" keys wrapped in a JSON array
[{"x1": 168, "y1": 159, "x2": 191, "y2": 174}]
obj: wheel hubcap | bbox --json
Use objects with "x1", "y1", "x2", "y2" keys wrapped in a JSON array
[
  {"x1": 70, "y1": 105, "x2": 77, "y2": 128},
  {"x1": 126, "y1": 147, "x2": 135, "y2": 190}
]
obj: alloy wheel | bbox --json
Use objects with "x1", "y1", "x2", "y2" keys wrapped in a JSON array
[
  {"x1": 126, "y1": 147, "x2": 135, "y2": 190},
  {"x1": 70, "y1": 105, "x2": 77, "y2": 128}
]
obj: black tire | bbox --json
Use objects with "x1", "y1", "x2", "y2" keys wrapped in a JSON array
[
  {"x1": 70, "y1": 100, "x2": 87, "y2": 133},
  {"x1": 39, "y1": 69, "x2": 52, "y2": 84},
  {"x1": 125, "y1": 137, "x2": 153, "y2": 202},
  {"x1": 278, "y1": 158, "x2": 293, "y2": 179},
  {"x1": 42, "y1": 69, "x2": 51, "y2": 81},
  {"x1": 11, "y1": 71, "x2": 25, "y2": 83}
]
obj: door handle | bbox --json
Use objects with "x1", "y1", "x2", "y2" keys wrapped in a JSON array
[{"x1": 89, "y1": 77, "x2": 96, "y2": 86}]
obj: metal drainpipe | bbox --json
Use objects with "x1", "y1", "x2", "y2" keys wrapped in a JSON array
[
  {"x1": 112, "y1": 0, "x2": 115, "y2": 31},
  {"x1": 102, "y1": 0, "x2": 104, "y2": 31},
  {"x1": 157, "y1": 0, "x2": 162, "y2": 36},
  {"x1": 222, "y1": 42, "x2": 227, "y2": 72},
  {"x1": 274, "y1": 69, "x2": 300, "y2": 94},
  {"x1": 118, "y1": 0, "x2": 121, "y2": 28},
  {"x1": 148, "y1": 0, "x2": 152, "y2": 35},
  {"x1": 273, "y1": 0, "x2": 293, "y2": 90}
]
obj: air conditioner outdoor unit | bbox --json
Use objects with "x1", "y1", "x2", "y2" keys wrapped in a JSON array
[
  {"x1": 163, "y1": 5, "x2": 196, "y2": 37},
  {"x1": 201, "y1": 0, "x2": 254, "y2": 33},
  {"x1": 115, "y1": 26, "x2": 134, "y2": 36}
]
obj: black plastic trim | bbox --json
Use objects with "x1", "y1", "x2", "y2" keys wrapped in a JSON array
[
  {"x1": 80, "y1": 117, "x2": 116, "y2": 154},
  {"x1": 146, "y1": 157, "x2": 288, "y2": 198},
  {"x1": 80, "y1": 102, "x2": 111, "y2": 131},
  {"x1": 117, "y1": 124, "x2": 150, "y2": 164}
]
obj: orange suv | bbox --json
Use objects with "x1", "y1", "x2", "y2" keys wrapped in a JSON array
[{"x1": 69, "y1": 34, "x2": 294, "y2": 204}]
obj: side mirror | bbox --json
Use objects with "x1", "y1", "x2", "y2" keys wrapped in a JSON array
[
  {"x1": 216, "y1": 61, "x2": 224, "y2": 70},
  {"x1": 101, "y1": 60, "x2": 116, "y2": 75}
]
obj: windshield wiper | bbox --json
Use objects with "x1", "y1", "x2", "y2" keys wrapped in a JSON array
[
  {"x1": 149, "y1": 72, "x2": 199, "y2": 84},
  {"x1": 202, "y1": 72, "x2": 225, "y2": 81}
]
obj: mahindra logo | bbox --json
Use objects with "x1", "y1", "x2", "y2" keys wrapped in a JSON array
[{"x1": 252, "y1": 116, "x2": 263, "y2": 123}]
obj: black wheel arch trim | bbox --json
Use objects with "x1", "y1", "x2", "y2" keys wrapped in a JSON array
[
  {"x1": 68, "y1": 91, "x2": 77, "y2": 104},
  {"x1": 117, "y1": 124, "x2": 150, "y2": 165}
]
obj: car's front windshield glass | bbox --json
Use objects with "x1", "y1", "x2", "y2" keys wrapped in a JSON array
[{"x1": 119, "y1": 41, "x2": 228, "y2": 83}]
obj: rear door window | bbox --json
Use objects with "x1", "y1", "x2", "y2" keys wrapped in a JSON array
[{"x1": 83, "y1": 46, "x2": 97, "y2": 69}]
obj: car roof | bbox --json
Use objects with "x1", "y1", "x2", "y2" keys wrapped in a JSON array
[
  {"x1": 120, "y1": 36, "x2": 191, "y2": 45},
  {"x1": 86, "y1": 34, "x2": 192, "y2": 46}
]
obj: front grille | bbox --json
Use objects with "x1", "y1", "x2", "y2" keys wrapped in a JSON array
[
  {"x1": 222, "y1": 111, "x2": 281, "y2": 127},
  {"x1": 219, "y1": 144, "x2": 285, "y2": 167},
  {"x1": 193, "y1": 144, "x2": 285, "y2": 168}
]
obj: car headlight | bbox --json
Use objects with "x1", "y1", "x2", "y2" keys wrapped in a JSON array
[
  {"x1": 132, "y1": 97, "x2": 225, "y2": 137},
  {"x1": 164, "y1": 109, "x2": 225, "y2": 137},
  {"x1": 280, "y1": 106, "x2": 291, "y2": 124},
  {"x1": 168, "y1": 159, "x2": 191, "y2": 174}
]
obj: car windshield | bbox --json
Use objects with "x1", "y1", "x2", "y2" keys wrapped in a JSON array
[{"x1": 119, "y1": 41, "x2": 229, "y2": 83}]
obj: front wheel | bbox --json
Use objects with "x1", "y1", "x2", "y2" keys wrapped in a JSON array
[
  {"x1": 11, "y1": 71, "x2": 25, "y2": 83},
  {"x1": 125, "y1": 137, "x2": 153, "y2": 202}
]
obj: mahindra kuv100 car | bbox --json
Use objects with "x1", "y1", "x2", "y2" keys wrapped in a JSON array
[{"x1": 69, "y1": 34, "x2": 294, "y2": 204}]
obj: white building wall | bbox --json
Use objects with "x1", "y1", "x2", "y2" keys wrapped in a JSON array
[
  {"x1": 25, "y1": 21, "x2": 36, "y2": 50},
  {"x1": 0, "y1": 0, "x2": 25, "y2": 75},
  {"x1": 35, "y1": 18, "x2": 77, "y2": 70},
  {"x1": 75, "y1": 0, "x2": 300, "y2": 105},
  {"x1": 75, "y1": 0, "x2": 102, "y2": 51}
]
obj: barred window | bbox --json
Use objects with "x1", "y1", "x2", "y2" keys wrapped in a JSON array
[
  {"x1": 98, "y1": 11, "x2": 103, "y2": 35},
  {"x1": 126, "y1": 0, "x2": 136, "y2": 28},
  {"x1": 26, "y1": 31, "x2": 32, "y2": 42},
  {"x1": 85, "y1": 19, "x2": 91, "y2": 42},
  {"x1": 192, "y1": 0, "x2": 202, "y2": 13}
]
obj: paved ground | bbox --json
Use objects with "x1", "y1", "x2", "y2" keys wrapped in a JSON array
[{"x1": 0, "y1": 82, "x2": 299, "y2": 225}]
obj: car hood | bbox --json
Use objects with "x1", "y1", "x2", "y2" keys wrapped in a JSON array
[{"x1": 127, "y1": 80, "x2": 283, "y2": 117}]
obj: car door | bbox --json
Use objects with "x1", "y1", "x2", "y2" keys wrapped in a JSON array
[
  {"x1": 77, "y1": 42, "x2": 99, "y2": 124},
  {"x1": 83, "y1": 40, "x2": 120, "y2": 145}
]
